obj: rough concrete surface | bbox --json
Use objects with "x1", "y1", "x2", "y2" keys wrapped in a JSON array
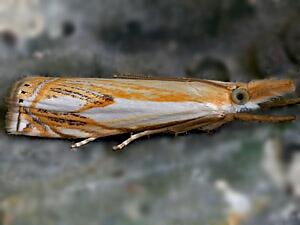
[{"x1": 0, "y1": 0, "x2": 299, "y2": 224}]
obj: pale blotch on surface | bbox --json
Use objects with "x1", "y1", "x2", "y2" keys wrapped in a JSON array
[{"x1": 0, "y1": 0, "x2": 44, "y2": 38}]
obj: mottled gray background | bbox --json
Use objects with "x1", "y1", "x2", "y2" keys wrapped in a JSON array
[{"x1": 0, "y1": 0, "x2": 300, "y2": 224}]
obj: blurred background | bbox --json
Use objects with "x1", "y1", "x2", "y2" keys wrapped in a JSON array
[{"x1": 0, "y1": 0, "x2": 300, "y2": 224}]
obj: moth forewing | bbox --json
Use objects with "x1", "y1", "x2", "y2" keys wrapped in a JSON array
[
  {"x1": 5, "y1": 76, "x2": 299, "y2": 150},
  {"x1": 5, "y1": 77, "x2": 228, "y2": 137}
]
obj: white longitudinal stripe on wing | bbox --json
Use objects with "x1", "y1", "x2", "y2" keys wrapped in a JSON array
[
  {"x1": 35, "y1": 95, "x2": 84, "y2": 112},
  {"x1": 80, "y1": 99, "x2": 221, "y2": 128},
  {"x1": 59, "y1": 128, "x2": 91, "y2": 138},
  {"x1": 220, "y1": 102, "x2": 259, "y2": 113}
]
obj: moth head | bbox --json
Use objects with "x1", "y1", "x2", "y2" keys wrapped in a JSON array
[{"x1": 229, "y1": 79, "x2": 296, "y2": 112}]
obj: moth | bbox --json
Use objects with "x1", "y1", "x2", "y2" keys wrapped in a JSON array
[{"x1": 5, "y1": 75, "x2": 300, "y2": 150}]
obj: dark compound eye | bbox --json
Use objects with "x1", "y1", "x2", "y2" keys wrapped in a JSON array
[{"x1": 231, "y1": 88, "x2": 249, "y2": 105}]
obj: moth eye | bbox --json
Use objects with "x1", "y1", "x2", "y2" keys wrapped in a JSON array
[{"x1": 231, "y1": 88, "x2": 249, "y2": 105}]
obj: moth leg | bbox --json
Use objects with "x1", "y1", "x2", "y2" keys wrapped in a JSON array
[
  {"x1": 168, "y1": 117, "x2": 224, "y2": 135},
  {"x1": 70, "y1": 137, "x2": 98, "y2": 150},
  {"x1": 113, "y1": 115, "x2": 224, "y2": 150},
  {"x1": 198, "y1": 120, "x2": 228, "y2": 132},
  {"x1": 113, "y1": 127, "x2": 169, "y2": 151},
  {"x1": 198, "y1": 112, "x2": 296, "y2": 132},
  {"x1": 227, "y1": 113, "x2": 295, "y2": 123},
  {"x1": 259, "y1": 97, "x2": 300, "y2": 110}
]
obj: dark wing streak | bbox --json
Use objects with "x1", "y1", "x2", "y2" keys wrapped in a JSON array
[
  {"x1": 113, "y1": 73, "x2": 205, "y2": 81},
  {"x1": 58, "y1": 83, "x2": 113, "y2": 101},
  {"x1": 23, "y1": 107, "x2": 48, "y2": 132},
  {"x1": 16, "y1": 106, "x2": 22, "y2": 132}
]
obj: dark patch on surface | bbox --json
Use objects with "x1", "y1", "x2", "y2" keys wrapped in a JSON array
[
  {"x1": 0, "y1": 104, "x2": 7, "y2": 131},
  {"x1": 1, "y1": 30, "x2": 17, "y2": 47},
  {"x1": 244, "y1": 35, "x2": 292, "y2": 77},
  {"x1": 282, "y1": 143, "x2": 300, "y2": 164},
  {"x1": 111, "y1": 168, "x2": 125, "y2": 178},
  {"x1": 0, "y1": 209, "x2": 4, "y2": 225},
  {"x1": 243, "y1": 42, "x2": 263, "y2": 78},
  {"x1": 62, "y1": 21, "x2": 76, "y2": 37},
  {"x1": 280, "y1": 17, "x2": 300, "y2": 65},
  {"x1": 225, "y1": 0, "x2": 255, "y2": 20},
  {"x1": 30, "y1": 55, "x2": 106, "y2": 78},
  {"x1": 98, "y1": 0, "x2": 255, "y2": 52}
]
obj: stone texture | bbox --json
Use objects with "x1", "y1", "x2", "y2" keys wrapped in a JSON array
[{"x1": 0, "y1": 0, "x2": 299, "y2": 224}]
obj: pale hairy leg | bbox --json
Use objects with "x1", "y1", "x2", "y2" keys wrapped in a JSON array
[
  {"x1": 113, "y1": 115, "x2": 223, "y2": 150},
  {"x1": 70, "y1": 137, "x2": 98, "y2": 150},
  {"x1": 113, "y1": 128, "x2": 170, "y2": 150}
]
